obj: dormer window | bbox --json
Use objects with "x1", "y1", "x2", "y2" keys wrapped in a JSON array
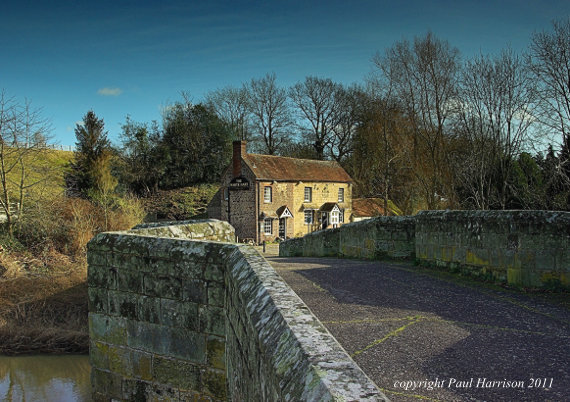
[
  {"x1": 264, "y1": 186, "x2": 272, "y2": 203},
  {"x1": 304, "y1": 187, "x2": 312, "y2": 202}
]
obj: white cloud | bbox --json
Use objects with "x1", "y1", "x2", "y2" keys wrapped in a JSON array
[{"x1": 97, "y1": 87, "x2": 123, "y2": 96}]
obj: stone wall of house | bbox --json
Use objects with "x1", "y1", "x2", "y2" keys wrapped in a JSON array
[
  {"x1": 88, "y1": 220, "x2": 385, "y2": 401},
  {"x1": 280, "y1": 210, "x2": 570, "y2": 289},
  {"x1": 224, "y1": 164, "x2": 258, "y2": 243},
  {"x1": 280, "y1": 216, "x2": 415, "y2": 260},
  {"x1": 258, "y1": 180, "x2": 295, "y2": 242},
  {"x1": 289, "y1": 181, "x2": 353, "y2": 237},
  {"x1": 251, "y1": 180, "x2": 354, "y2": 242},
  {"x1": 211, "y1": 175, "x2": 354, "y2": 243}
]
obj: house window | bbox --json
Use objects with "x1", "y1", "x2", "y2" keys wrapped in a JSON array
[
  {"x1": 264, "y1": 186, "x2": 272, "y2": 203},
  {"x1": 338, "y1": 188, "x2": 344, "y2": 203},
  {"x1": 331, "y1": 210, "x2": 340, "y2": 225},
  {"x1": 264, "y1": 219, "x2": 273, "y2": 235},
  {"x1": 304, "y1": 210, "x2": 313, "y2": 224},
  {"x1": 339, "y1": 209, "x2": 344, "y2": 223},
  {"x1": 304, "y1": 187, "x2": 312, "y2": 202},
  {"x1": 223, "y1": 188, "x2": 229, "y2": 201}
]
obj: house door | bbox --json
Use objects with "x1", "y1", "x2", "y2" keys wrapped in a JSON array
[
  {"x1": 279, "y1": 218, "x2": 286, "y2": 239},
  {"x1": 321, "y1": 212, "x2": 328, "y2": 230}
]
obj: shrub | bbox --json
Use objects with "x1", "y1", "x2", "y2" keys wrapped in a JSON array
[{"x1": 15, "y1": 194, "x2": 144, "y2": 260}]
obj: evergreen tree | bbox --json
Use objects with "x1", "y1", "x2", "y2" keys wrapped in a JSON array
[
  {"x1": 160, "y1": 102, "x2": 232, "y2": 188},
  {"x1": 66, "y1": 110, "x2": 117, "y2": 198}
]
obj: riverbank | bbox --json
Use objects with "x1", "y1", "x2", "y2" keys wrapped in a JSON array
[{"x1": 0, "y1": 262, "x2": 88, "y2": 355}]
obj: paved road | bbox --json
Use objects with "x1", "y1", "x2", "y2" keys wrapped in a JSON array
[{"x1": 265, "y1": 256, "x2": 570, "y2": 402}]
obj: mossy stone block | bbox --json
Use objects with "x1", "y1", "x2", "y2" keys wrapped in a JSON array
[
  {"x1": 108, "y1": 290, "x2": 138, "y2": 320},
  {"x1": 202, "y1": 368, "x2": 227, "y2": 399},
  {"x1": 206, "y1": 335, "x2": 226, "y2": 370},
  {"x1": 153, "y1": 356, "x2": 201, "y2": 390},
  {"x1": 131, "y1": 350, "x2": 153, "y2": 381},
  {"x1": 182, "y1": 279, "x2": 207, "y2": 304},
  {"x1": 89, "y1": 341, "x2": 109, "y2": 370},
  {"x1": 199, "y1": 305, "x2": 225, "y2": 336},
  {"x1": 88, "y1": 287, "x2": 108, "y2": 314}
]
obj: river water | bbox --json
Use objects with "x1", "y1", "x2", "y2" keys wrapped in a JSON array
[{"x1": 0, "y1": 355, "x2": 91, "y2": 401}]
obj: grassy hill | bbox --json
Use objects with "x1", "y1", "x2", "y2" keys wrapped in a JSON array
[
  {"x1": 1, "y1": 147, "x2": 218, "y2": 220},
  {"x1": 1, "y1": 147, "x2": 73, "y2": 203}
]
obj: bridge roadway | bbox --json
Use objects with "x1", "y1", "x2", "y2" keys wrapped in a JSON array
[{"x1": 259, "y1": 248, "x2": 570, "y2": 401}]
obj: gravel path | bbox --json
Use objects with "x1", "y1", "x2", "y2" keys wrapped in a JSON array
[{"x1": 267, "y1": 256, "x2": 570, "y2": 402}]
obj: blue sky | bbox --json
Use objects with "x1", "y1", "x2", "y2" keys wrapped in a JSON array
[{"x1": 2, "y1": 0, "x2": 569, "y2": 146}]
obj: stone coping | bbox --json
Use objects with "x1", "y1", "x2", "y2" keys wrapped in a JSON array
[{"x1": 226, "y1": 244, "x2": 386, "y2": 400}]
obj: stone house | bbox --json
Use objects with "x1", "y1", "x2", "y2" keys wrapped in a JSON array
[{"x1": 208, "y1": 141, "x2": 353, "y2": 243}]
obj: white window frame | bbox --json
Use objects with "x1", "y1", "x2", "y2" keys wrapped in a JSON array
[
  {"x1": 304, "y1": 210, "x2": 313, "y2": 224},
  {"x1": 264, "y1": 186, "x2": 272, "y2": 203},
  {"x1": 339, "y1": 209, "x2": 344, "y2": 223},
  {"x1": 338, "y1": 187, "x2": 344, "y2": 203},
  {"x1": 304, "y1": 187, "x2": 312, "y2": 202},
  {"x1": 264, "y1": 218, "x2": 273, "y2": 235}
]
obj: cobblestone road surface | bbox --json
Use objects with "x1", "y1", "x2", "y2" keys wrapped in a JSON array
[{"x1": 266, "y1": 255, "x2": 570, "y2": 402}]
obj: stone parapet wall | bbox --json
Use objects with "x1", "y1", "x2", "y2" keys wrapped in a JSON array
[
  {"x1": 280, "y1": 216, "x2": 416, "y2": 260},
  {"x1": 88, "y1": 234, "x2": 228, "y2": 400},
  {"x1": 280, "y1": 210, "x2": 569, "y2": 289},
  {"x1": 88, "y1": 219, "x2": 385, "y2": 400},
  {"x1": 415, "y1": 210, "x2": 570, "y2": 288},
  {"x1": 224, "y1": 245, "x2": 382, "y2": 401}
]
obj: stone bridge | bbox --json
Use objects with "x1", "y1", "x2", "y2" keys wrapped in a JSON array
[{"x1": 87, "y1": 211, "x2": 569, "y2": 400}]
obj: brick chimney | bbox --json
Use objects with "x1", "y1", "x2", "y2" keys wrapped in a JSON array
[{"x1": 232, "y1": 140, "x2": 247, "y2": 177}]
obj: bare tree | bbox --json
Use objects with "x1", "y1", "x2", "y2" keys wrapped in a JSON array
[
  {"x1": 290, "y1": 76, "x2": 342, "y2": 160},
  {"x1": 374, "y1": 32, "x2": 460, "y2": 209},
  {"x1": 329, "y1": 84, "x2": 363, "y2": 163},
  {"x1": 0, "y1": 91, "x2": 53, "y2": 236},
  {"x1": 529, "y1": 18, "x2": 570, "y2": 195},
  {"x1": 205, "y1": 85, "x2": 251, "y2": 141},
  {"x1": 457, "y1": 49, "x2": 537, "y2": 209},
  {"x1": 529, "y1": 18, "x2": 570, "y2": 144},
  {"x1": 247, "y1": 73, "x2": 292, "y2": 155},
  {"x1": 351, "y1": 78, "x2": 415, "y2": 214}
]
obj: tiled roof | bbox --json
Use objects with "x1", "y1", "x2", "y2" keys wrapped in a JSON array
[
  {"x1": 352, "y1": 198, "x2": 388, "y2": 217},
  {"x1": 243, "y1": 153, "x2": 352, "y2": 183}
]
